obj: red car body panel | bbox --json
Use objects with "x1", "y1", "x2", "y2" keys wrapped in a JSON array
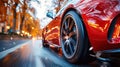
[
  {"x1": 43, "y1": 0, "x2": 120, "y2": 51},
  {"x1": 43, "y1": 16, "x2": 61, "y2": 46},
  {"x1": 76, "y1": 0, "x2": 120, "y2": 51}
]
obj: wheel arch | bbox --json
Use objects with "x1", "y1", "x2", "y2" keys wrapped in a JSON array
[
  {"x1": 61, "y1": 8, "x2": 80, "y2": 24},
  {"x1": 61, "y1": 8, "x2": 91, "y2": 46},
  {"x1": 107, "y1": 14, "x2": 120, "y2": 42}
]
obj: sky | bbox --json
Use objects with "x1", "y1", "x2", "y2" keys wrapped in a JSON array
[{"x1": 31, "y1": 0, "x2": 53, "y2": 28}]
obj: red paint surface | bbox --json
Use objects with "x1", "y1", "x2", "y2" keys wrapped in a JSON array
[{"x1": 43, "y1": 0, "x2": 120, "y2": 51}]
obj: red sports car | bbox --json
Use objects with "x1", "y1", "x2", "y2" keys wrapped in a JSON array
[{"x1": 42, "y1": 0, "x2": 120, "y2": 63}]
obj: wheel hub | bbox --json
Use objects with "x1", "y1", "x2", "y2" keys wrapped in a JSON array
[{"x1": 65, "y1": 36, "x2": 69, "y2": 40}]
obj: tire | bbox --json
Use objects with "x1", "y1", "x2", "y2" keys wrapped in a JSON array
[
  {"x1": 42, "y1": 33, "x2": 49, "y2": 47},
  {"x1": 60, "y1": 11, "x2": 90, "y2": 63},
  {"x1": 42, "y1": 39, "x2": 49, "y2": 47}
]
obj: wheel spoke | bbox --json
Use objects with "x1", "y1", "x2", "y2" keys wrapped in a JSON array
[
  {"x1": 73, "y1": 26, "x2": 76, "y2": 32},
  {"x1": 62, "y1": 28, "x2": 67, "y2": 36},
  {"x1": 64, "y1": 21, "x2": 68, "y2": 30},
  {"x1": 69, "y1": 31, "x2": 76, "y2": 37},
  {"x1": 67, "y1": 18, "x2": 71, "y2": 28},
  {"x1": 68, "y1": 42, "x2": 74, "y2": 54},
  {"x1": 63, "y1": 40, "x2": 69, "y2": 54},
  {"x1": 70, "y1": 38, "x2": 76, "y2": 50},
  {"x1": 69, "y1": 20, "x2": 74, "y2": 31},
  {"x1": 63, "y1": 40, "x2": 67, "y2": 45}
]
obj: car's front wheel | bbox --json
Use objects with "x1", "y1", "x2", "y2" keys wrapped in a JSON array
[{"x1": 60, "y1": 11, "x2": 90, "y2": 63}]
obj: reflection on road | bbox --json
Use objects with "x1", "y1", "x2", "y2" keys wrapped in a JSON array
[{"x1": 0, "y1": 40, "x2": 92, "y2": 67}]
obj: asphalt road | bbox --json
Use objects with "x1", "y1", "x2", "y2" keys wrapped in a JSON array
[
  {"x1": 1, "y1": 39, "x2": 120, "y2": 67},
  {"x1": 0, "y1": 40, "x2": 28, "y2": 52},
  {"x1": 0, "y1": 39, "x2": 96, "y2": 67}
]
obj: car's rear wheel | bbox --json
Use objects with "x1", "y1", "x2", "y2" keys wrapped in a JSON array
[
  {"x1": 60, "y1": 11, "x2": 90, "y2": 63},
  {"x1": 42, "y1": 34, "x2": 49, "y2": 47}
]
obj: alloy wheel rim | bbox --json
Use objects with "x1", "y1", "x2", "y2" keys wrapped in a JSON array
[{"x1": 61, "y1": 15, "x2": 78, "y2": 58}]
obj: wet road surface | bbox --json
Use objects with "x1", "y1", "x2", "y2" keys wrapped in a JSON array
[
  {"x1": 0, "y1": 40, "x2": 28, "y2": 52},
  {"x1": 0, "y1": 40, "x2": 95, "y2": 67}
]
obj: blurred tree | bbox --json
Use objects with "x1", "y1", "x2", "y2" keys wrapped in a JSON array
[
  {"x1": 20, "y1": 0, "x2": 28, "y2": 34},
  {"x1": 0, "y1": 0, "x2": 41, "y2": 37},
  {"x1": 52, "y1": 0, "x2": 63, "y2": 13},
  {"x1": 12, "y1": 0, "x2": 19, "y2": 33},
  {"x1": 52, "y1": 0, "x2": 70, "y2": 13}
]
